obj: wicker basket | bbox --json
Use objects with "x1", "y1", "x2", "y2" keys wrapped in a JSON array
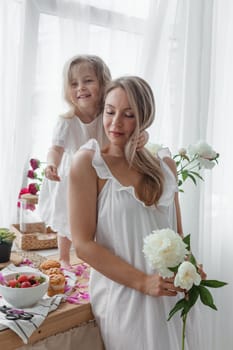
[{"x1": 11, "y1": 222, "x2": 58, "y2": 250}]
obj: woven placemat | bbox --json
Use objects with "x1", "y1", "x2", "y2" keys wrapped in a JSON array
[
  {"x1": 19, "y1": 251, "x2": 47, "y2": 268},
  {"x1": 0, "y1": 251, "x2": 47, "y2": 270}
]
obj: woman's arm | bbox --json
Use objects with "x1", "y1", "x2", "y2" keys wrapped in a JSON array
[
  {"x1": 163, "y1": 157, "x2": 183, "y2": 236},
  {"x1": 68, "y1": 150, "x2": 180, "y2": 297}
]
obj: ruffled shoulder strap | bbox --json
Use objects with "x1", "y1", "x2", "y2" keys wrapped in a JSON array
[
  {"x1": 80, "y1": 139, "x2": 112, "y2": 179},
  {"x1": 157, "y1": 147, "x2": 178, "y2": 207}
]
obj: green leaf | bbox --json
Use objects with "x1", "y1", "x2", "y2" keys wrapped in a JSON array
[
  {"x1": 183, "y1": 155, "x2": 190, "y2": 161},
  {"x1": 167, "y1": 298, "x2": 187, "y2": 321},
  {"x1": 200, "y1": 280, "x2": 228, "y2": 288},
  {"x1": 182, "y1": 170, "x2": 188, "y2": 181},
  {"x1": 190, "y1": 171, "x2": 204, "y2": 181},
  {"x1": 168, "y1": 265, "x2": 179, "y2": 273},
  {"x1": 180, "y1": 287, "x2": 200, "y2": 317},
  {"x1": 187, "y1": 173, "x2": 197, "y2": 185},
  {"x1": 198, "y1": 285, "x2": 217, "y2": 310},
  {"x1": 178, "y1": 179, "x2": 183, "y2": 187},
  {"x1": 189, "y1": 253, "x2": 197, "y2": 266},
  {"x1": 173, "y1": 154, "x2": 180, "y2": 160},
  {"x1": 183, "y1": 234, "x2": 190, "y2": 250},
  {"x1": 187, "y1": 286, "x2": 199, "y2": 308}
]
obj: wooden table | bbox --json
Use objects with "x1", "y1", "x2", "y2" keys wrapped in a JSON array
[
  {"x1": 0, "y1": 301, "x2": 94, "y2": 349},
  {"x1": 0, "y1": 251, "x2": 99, "y2": 350}
]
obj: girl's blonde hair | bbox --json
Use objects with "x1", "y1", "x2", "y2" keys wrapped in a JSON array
[
  {"x1": 104, "y1": 76, "x2": 164, "y2": 206},
  {"x1": 63, "y1": 55, "x2": 112, "y2": 117}
]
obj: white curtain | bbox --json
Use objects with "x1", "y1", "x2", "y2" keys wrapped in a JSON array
[
  {"x1": 0, "y1": 0, "x2": 232, "y2": 347},
  {"x1": 199, "y1": 1, "x2": 233, "y2": 347},
  {"x1": 0, "y1": 0, "x2": 40, "y2": 225},
  {"x1": 141, "y1": 0, "x2": 233, "y2": 347}
]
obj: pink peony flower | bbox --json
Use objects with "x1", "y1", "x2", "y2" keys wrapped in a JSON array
[
  {"x1": 27, "y1": 170, "x2": 37, "y2": 179},
  {"x1": 19, "y1": 187, "x2": 30, "y2": 196},
  {"x1": 28, "y1": 183, "x2": 39, "y2": 195},
  {"x1": 30, "y1": 158, "x2": 40, "y2": 170}
]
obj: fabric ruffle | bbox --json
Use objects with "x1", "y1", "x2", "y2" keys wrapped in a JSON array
[
  {"x1": 81, "y1": 139, "x2": 177, "y2": 208},
  {"x1": 157, "y1": 147, "x2": 178, "y2": 207}
]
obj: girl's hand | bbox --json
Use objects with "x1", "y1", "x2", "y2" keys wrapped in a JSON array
[
  {"x1": 135, "y1": 130, "x2": 149, "y2": 150},
  {"x1": 144, "y1": 274, "x2": 183, "y2": 297},
  {"x1": 45, "y1": 165, "x2": 60, "y2": 181}
]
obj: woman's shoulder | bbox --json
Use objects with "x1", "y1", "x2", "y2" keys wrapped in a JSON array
[
  {"x1": 72, "y1": 139, "x2": 99, "y2": 164},
  {"x1": 79, "y1": 138, "x2": 101, "y2": 152},
  {"x1": 71, "y1": 147, "x2": 95, "y2": 179},
  {"x1": 162, "y1": 156, "x2": 177, "y2": 178},
  {"x1": 75, "y1": 139, "x2": 111, "y2": 180},
  {"x1": 156, "y1": 147, "x2": 177, "y2": 178}
]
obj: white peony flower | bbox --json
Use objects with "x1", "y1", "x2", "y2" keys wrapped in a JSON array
[
  {"x1": 143, "y1": 228, "x2": 188, "y2": 278},
  {"x1": 188, "y1": 141, "x2": 217, "y2": 160},
  {"x1": 198, "y1": 158, "x2": 216, "y2": 169},
  {"x1": 145, "y1": 142, "x2": 163, "y2": 156},
  {"x1": 174, "y1": 261, "x2": 201, "y2": 291}
]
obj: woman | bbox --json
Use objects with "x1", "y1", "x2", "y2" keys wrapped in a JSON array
[{"x1": 68, "y1": 76, "x2": 199, "y2": 349}]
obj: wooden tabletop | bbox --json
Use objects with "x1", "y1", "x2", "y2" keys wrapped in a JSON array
[
  {"x1": 0, "y1": 251, "x2": 94, "y2": 349},
  {"x1": 0, "y1": 301, "x2": 94, "y2": 349}
]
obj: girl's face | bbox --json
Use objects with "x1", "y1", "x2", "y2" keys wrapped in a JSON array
[
  {"x1": 68, "y1": 62, "x2": 102, "y2": 118},
  {"x1": 103, "y1": 87, "x2": 137, "y2": 147}
]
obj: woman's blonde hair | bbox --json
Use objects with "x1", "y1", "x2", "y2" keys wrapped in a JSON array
[
  {"x1": 104, "y1": 76, "x2": 164, "y2": 205},
  {"x1": 62, "y1": 55, "x2": 111, "y2": 117}
]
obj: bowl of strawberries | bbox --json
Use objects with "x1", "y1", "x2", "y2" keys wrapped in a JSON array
[{"x1": 0, "y1": 270, "x2": 49, "y2": 308}]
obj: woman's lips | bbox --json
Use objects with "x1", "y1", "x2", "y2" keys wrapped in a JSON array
[{"x1": 109, "y1": 131, "x2": 124, "y2": 137}]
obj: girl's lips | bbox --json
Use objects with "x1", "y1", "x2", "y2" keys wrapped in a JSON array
[{"x1": 78, "y1": 94, "x2": 91, "y2": 99}]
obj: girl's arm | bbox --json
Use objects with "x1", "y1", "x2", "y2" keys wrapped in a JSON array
[
  {"x1": 69, "y1": 150, "x2": 180, "y2": 297},
  {"x1": 45, "y1": 145, "x2": 64, "y2": 181}
]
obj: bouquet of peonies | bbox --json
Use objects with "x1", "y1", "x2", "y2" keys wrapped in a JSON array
[
  {"x1": 18, "y1": 158, "x2": 45, "y2": 210},
  {"x1": 143, "y1": 228, "x2": 227, "y2": 350},
  {"x1": 146, "y1": 140, "x2": 219, "y2": 191}
]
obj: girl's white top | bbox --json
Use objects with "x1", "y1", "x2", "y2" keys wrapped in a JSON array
[
  {"x1": 38, "y1": 115, "x2": 107, "y2": 236},
  {"x1": 81, "y1": 139, "x2": 201, "y2": 350}
]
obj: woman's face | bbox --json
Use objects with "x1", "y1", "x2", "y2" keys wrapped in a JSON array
[{"x1": 103, "y1": 87, "x2": 137, "y2": 147}]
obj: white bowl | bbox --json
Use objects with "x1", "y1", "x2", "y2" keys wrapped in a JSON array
[{"x1": 0, "y1": 271, "x2": 49, "y2": 308}]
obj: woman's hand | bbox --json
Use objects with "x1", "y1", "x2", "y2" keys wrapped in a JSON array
[
  {"x1": 45, "y1": 165, "x2": 60, "y2": 181},
  {"x1": 144, "y1": 274, "x2": 183, "y2": 297},
  {"x1": 135, "y1": 130, "x2": 149, "y2": 150},
  {"x1": 197, "y1": 263, "x2": 207, "y2": 280}
]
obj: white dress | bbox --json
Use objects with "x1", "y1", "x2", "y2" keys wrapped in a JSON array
[
  {"x1": 82, "y1": 139, "x2": 201, "y2": 350},
  {"x1": 38, "y1": 115, "x2": 107, "y2": 237}
]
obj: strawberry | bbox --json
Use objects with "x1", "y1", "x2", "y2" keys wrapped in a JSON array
[
  {"x1": 17, "y1": 274, "x2": 29, "y2": 283},
  {"x1": 21, "y1": 281, "x2": 32, "y2": 288},
  {"x1": 8, "y1": 279, "x2": 18, "y2": 288}
]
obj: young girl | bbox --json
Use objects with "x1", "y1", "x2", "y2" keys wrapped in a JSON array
[
  {"x1": 68, "y1": 76, "x2": 202, "y2": 349},
  {"x1": 38, "y1": 56, "x2": 148, "y2": 266}
]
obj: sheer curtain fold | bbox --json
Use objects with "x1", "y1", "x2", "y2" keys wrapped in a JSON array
[
  {"x1": 140, "y1": 0, "x2": 232, "y2": 347},
  {"x1": 0, "y1": 0, "x2": 39, "y2": 225},
  {"x1": 199, "y1": 1, "x2": 233, "y2": 347}
]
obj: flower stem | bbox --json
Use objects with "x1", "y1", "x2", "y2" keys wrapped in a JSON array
[
  {"x1": 177, "y1": 156, "x2": 199, "y2": 175},
  {"x1": 182, "y1": 314, "x2": 187, "y2": 350}
]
